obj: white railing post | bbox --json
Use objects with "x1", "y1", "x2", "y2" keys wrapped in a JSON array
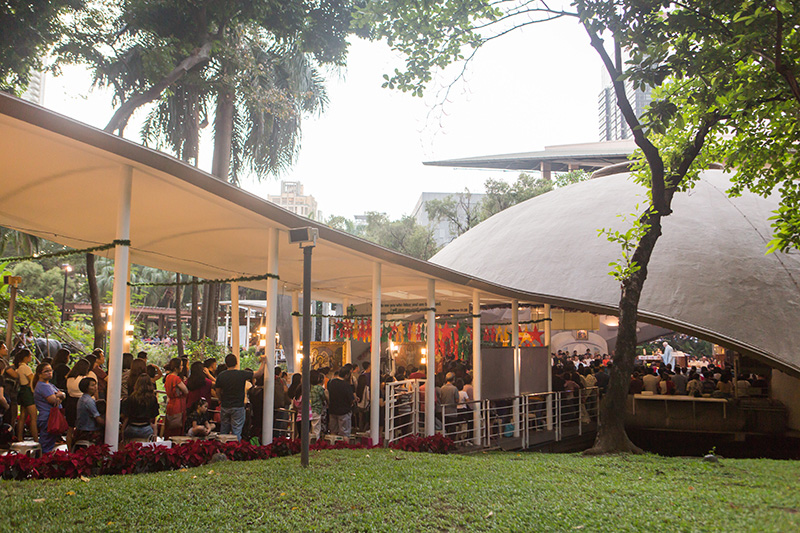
[{"x1": 384, "y1": 381, "x2": 390, "y2": 444}]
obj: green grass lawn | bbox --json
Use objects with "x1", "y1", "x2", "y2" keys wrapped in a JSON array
[{"x1": 2, "y1": 449, "x2": 799, "y2": 532}]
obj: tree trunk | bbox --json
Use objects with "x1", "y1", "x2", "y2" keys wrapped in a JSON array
[
  {"x1": 86, "y1": 253, "x2": 104, "y2": 349},
  {"x1": 204, "y1": 283, "x2": 220, "y2": 341},
  {"x1": 191, "y1": 278, "x2": 199, "y2": 341},
  {"x1": 585, "y1": 214, "x2": 664, "y2": 455},
  {"x1": 200, "y1": 283, "x2": 210, "y2": 340},
  {"x1": 175, "y1": 273, "x2": 184, "y2": 358}
]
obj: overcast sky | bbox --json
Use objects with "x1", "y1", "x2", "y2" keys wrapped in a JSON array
[{"x1": 43, "y1": 16, "x2": 603, "y2": 220}]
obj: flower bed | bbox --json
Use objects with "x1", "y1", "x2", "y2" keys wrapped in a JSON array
[{"x1": 0, "y1": 434, "x2": 455, "y2": 481}]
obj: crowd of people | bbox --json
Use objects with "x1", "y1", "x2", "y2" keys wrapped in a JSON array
[{"x1": 550, "y1": 346, "x2": 770, "y2": 400}]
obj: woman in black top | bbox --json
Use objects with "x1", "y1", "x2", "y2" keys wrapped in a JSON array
[{"x1": 121, "y1": 374, "x2": 160, "y2": 440}]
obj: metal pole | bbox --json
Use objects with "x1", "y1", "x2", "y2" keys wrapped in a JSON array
[
  {"x1": 5, "y1": 282, "x2": 18, "y2": 349},
  {"x1": 290, "y1": 291, "x2": 300, "y2": 374},
  {"x1": 60, "y1": 269, "x2": 69, "y2": 323},
  {"x1": 301, "y1": 245, "x2": 312, "y2": 467}
]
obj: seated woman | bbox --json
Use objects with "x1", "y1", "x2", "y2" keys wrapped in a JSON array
[
  {"x1": 74, "y1": 377, "x2": 104, "y2": 446},
  {"x1": 121, "y1": 374, "x2": 160, "y2": 441},
  {"x1": 185, "y1": 398, "x2": 216, "y2": 438}
]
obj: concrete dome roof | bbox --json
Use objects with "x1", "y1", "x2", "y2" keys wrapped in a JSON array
[{"x1": 431, "y1": 169, "x2": 800, "y2": 375}]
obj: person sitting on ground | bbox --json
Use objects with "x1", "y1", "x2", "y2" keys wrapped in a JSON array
[
  {"x1": 121, "y1": 374, "x2": 160, "y2": 441},
  {"x1": 74, "y1": 377, "x2": 104, "y2": 446},
  {"x1": 185, "y1": 398, "x2": 216, "y2": 438}
]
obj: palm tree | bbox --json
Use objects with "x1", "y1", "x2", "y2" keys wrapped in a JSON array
[
  {"x1": 0, "y1": 228, "x2": 40, "y2": 256},
  {"x1": 141, "y1": 29, "x2": 329, "y2": 339}
]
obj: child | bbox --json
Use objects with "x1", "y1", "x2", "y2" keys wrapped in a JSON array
[
  {"x1": 75, "y1": 377, "x2": 104, "y2": 445},
  {"x1": 185, "y1": 398, "x2": 216, "y2": 438}
]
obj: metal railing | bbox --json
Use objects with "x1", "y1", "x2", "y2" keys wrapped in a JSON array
[
  {"x1": 376, "y1": 378, "x2": 599, "y2": 449},
  {"x1": 384, "y1": 379, "x2": 423, "y2": 444}
]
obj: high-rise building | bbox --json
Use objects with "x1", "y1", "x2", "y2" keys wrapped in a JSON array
[
  {"x1": 411, "y1": 191, "x2": 486, "y2": 247},
  {"x1": 267, "y1": 181, "x2": 320, "y2": 219},
  {"x1": 22, "y1": 71, "x2": 46, "y2": 106},
  {"x1": 598, "y1": 69, "x2": 651, "y2": 141}
]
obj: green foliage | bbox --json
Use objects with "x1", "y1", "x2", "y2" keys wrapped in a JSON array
[
  {"x1": 614, "y1": 0, "x2": 800, "y2": 252},
  {"x1": 482, "y1": 173, "x2": 554, "y2": 219},
  {"x1": 553, "y1": 169, "x2": 590, "y2": 188},
  {"x1": 3, "y1": 450, "x2": 800, "y2": 531},
  {"x1": 425, "y1": 189, "x2": 483, "y2": 238},
  {"x1": 598, "y1": 206, "x2": 651, "y2": 282},
  {"x1": 334, "y1": 211, "x2": 439, "y2": 260},
  {"x1": 0, "y1": 0, "x2": 85, "y2": 93}
]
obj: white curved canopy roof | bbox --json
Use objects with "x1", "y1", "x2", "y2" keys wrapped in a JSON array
[
  {"x1": 431, "y1": 170, "x2": 800, "y2": 376},
  {"x1": 0, "y1": 92, "x2": 557, "y2": 310}
]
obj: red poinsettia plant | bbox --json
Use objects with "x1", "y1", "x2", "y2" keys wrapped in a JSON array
[{"x1": 0, "y1": 434, "x2": 454, "y2": 481}]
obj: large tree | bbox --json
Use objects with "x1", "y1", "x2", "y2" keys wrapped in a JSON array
[
  {"x1": 0, "y1": 0, "x2": 86, "y2": 93},
  {"x1": 59, "y1": 0, "x2": 354, "y2": 342},
  {"x1": 360, "y1": 0, "x2": 732, "y2": 453}
]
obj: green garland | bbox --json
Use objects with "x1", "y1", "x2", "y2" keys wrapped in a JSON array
[
  {"x1": 3, "y1": 240, "x2": 131, "y2": 263},
  {"x1": 129, "y1": 272, "x2": 279, "y2": 288},
  {"x1": 483, "y1": 317, "x2": 552, "y2": 326}
]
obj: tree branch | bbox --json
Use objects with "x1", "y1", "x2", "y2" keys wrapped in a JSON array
[
  {"x1": 582, "y1": 23, "x2": 668, "y2": 214},
  {"x1": 103, "y1": 42, "x2": 212, "y2": 135}
]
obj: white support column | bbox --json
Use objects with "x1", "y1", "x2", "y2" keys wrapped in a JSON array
[
  {"x1": 291, "y1": 291, "x2": 300, "y2": 374},
  {"x1": 472, "y1": 290, "x2": 482, "y2": 446},
  {"x1": 425, "y1": 280, "x2": 436, "y2": 436},
  {"x1": 225, "y1": 305, "x2": 230, "y2": 348},
  {"x1": 262, "y1": 228, "x2": 279, "y2": 445},
  {"x1": 246, "y1": 307, "x2": 252, "y2": 349},
  {"x1": 321, "y1": 302, "x2": 330, "y2": 342},
  {"x1": 512, "y1": 300, "x2": 520, "y2": 438},
  {"x1": 342, "y1": 298, "x2": 351, "y2": 365},
  {"x1": 105, "y1": 166, "x2": 132, "y2": 451},
  {"x1": 544, "y1": 303, "x2": 553, "y2": 430},
  {"x1": 123, "y1": 264, "x2": 132, "y2": 354},
  {"x1": 370, "y1": 263, "x2": 381, "y2": 445},
  {"x1": 231, "y1": 282, "x2": 240, "y2": 357}
]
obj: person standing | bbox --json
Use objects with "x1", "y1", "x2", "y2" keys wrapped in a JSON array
[
  {"x1": 440, "y1": 372, "x2": 459, "y2": 437},
  {"x1": 214, "y1": 353, "x2": 266, "y2": 439},
  {"x1": 327, "y1": 366, "x2": 355, "y2": 437},
  {"x1": 662, "y1": 341, "x2": 675, "y2": 369},
  {"x1": 14, "y1": 349, "x2": 37, "y2": 442},
  {"x1": 33, "y1": 363, "x2": 65, "y2": 453}
]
